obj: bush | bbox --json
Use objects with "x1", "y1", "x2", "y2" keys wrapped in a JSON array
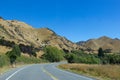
[
  {"x1": 0, "y1": 55, "x2": 9, "y2": 67},
  {"x1": 101, "y1": 54, "x2": 120, "y2": 64},
  {"x1": 6, "y1": 45, "x2": 21, "y2": 65},
  {"x1": 65, "y1": 50, "x2": 120, "y2": 64},
  {"x1": 42, "y1": 46, "x2": 64, "y2": 62},
  {"x1": 65, "y1": 50, "x2": 101, "y2": 64},
  {"x1": 65, "y1": 53, "x2": 78, "y2": 63}
]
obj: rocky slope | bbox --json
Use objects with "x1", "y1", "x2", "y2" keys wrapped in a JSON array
[
  {"x1": 77, "y1": 36, "x2": 120, "y2": 53},
  {"x1": 0, "y1": 18, "x2": 80, "y2": 54}
]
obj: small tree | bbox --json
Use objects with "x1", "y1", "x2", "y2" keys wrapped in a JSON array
[
  {"x1": 31, "y1": 50, "x2": 37, "y2": 57},
  {"x1": 6, "y1": 45, "x2": 21, "y2": 67},
  {"x1": 65, "y1": 53, "x2": 78, "y2": 63},
  {"x1": 98, "y1": 48, "x2": 104, "y2": 58},
  {"x1": 42, "y1": 46, "x2": 64, "y2": 62},
  {"x1": 12, "y1": 45, "x2": 21, "y2": 57}
]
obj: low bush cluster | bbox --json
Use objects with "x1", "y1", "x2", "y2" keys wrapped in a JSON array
[
  {"x1": 65, "y1": 50, "x2": 100, "y2": 64},
  {"x1": 42, "y1": 46, "x2": 64, "y2": 62},
  {"x1": 65, "y1": 48, "x2": 120, "y2": 64}
]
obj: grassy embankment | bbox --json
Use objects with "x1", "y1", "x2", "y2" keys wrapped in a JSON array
[
  {"x1": 59, "y1": 64, "x2": 120, "y2": 80},
  {"x1": 0, "y1": 54, "x2": 46, "y2": 74}
]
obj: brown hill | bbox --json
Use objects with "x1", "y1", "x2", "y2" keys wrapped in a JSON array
[
  {"x1": 77, "y1": 36, "x2": 120, "y2": 53},
  {"x1": 0, "y1": 18, "x2": 80, "y2": 55}
]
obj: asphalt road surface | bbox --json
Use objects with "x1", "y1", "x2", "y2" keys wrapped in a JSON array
[{"x1": 0, "y1": 63, "x2": 96, "y2": 80}]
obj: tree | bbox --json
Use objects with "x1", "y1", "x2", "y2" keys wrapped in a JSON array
[
  {"x1": 31, "y1": 50, "x2": 37, "y2": 57},
  {"x1": 6, "y1": 45, "x2": 21, "y2": 67},
  {"x1": 98, "y1": 48, "x2": 104, "y2": 58},
  {"x1": 42, "y1": 46, "x2": 64, "y2": 62},
  {"x1": 65, "y1": 53, "x2": 78, "y2": 63},
  {"x1": 12, "y1": 45, "x2": 21, "y2": 57}
]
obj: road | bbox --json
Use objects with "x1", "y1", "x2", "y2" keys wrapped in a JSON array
[{"x1": 0, "y1": 63, "x2": 96, "y2": 80}]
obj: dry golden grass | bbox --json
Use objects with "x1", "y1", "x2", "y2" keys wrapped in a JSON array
[
  {"x1": 0, "y1": 46, "x2": 12, "y2": 54},
  {"x1": 59, "y1": 64, "x2": 120, "y2": 80},
  {"x1": 0, "y1": 66, "x2": 12, "y2": 75}
]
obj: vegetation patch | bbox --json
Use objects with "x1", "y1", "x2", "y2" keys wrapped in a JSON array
[
  {"x1": 16, "y1": 55, "x2": 47, "y2": 64},
  {"x1": 65, "y1": 48, "x2": 120, "y2": 65},
  {"x1": 0, "y1": 44, "x2": 46, "y2": 69},
  {"x1": 65, "y1": 50, "x2": 101, "y2": 64},
  {"x1": 0, "y1": 55, "x2": 9, "y2": 67},
  {"x1": 41, "y1": 45, "x2": 64, "y2": 62}
]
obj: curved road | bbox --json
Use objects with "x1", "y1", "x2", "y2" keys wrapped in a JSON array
[{"x1": 0, "y1": 63, "x2": 95, "y2": 80}]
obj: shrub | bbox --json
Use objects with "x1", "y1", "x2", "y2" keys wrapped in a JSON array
[
  {"x1": 101, "y1": 54, "x2": 120, "y2": 64},
  {"x1": 6, "y1": 45, "x2": 21, "y2": 66},
  {"x1": 65, "y1": 50, "x2": 101, "y2": 64},
  {"x1": 65, "y1": 53, "x2": 78, "y2": 63},
  {"x1": 42, "y1": 46, "x2": 64, "y2": 62},
  {"x1": 0, "y1": 55, "x2": 9, "y2": 67}
]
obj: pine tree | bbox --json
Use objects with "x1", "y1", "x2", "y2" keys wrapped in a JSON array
[{"x1": 98, "y1": 48, "x2": 104, "y2": 58}]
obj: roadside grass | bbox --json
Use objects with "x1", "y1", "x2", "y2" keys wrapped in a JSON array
[
  {"x1": 59, "y1": 64, "x2": 120, "y2": 80},
  {"x1": 0, "y1": 66, "x2": 11, "y2": 75},
  {"x1": 0, "y1": 55, "x2": 47, "y2": 75},
  {"x1": 0, "y1": 63, "x2": 31, "y2": 75},
  {"x1": 0, "y1": 55, "x2": 9, "y2": 67},
  {"x1": 16, "y1": 55, "x2": 47, "y2": 64},
  {"x1": 0, "y1": 63, "x2": 22, "y2": 75},
  {"x1": 0, "y1": 54, "x2": 10, "y2": 75}
]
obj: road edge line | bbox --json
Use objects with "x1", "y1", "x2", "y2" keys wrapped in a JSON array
[{"x1": 5, "y1": 66, "x2": 28, "y2": 80}]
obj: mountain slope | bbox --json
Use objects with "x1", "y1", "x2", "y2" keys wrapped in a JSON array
[
  {"x1": 0, "y1": 18, "x2": 79, "y2": 54},
  {"x1": 77, "y1": 36, "x2": 120, "y2": 53}
]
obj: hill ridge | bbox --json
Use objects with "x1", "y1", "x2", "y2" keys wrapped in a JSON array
[
  {"x1": 0, "y1": 18, "x2": 80, "y2": 55},
  {"x1": 77, "y1": 36, "x2": 120, "y2": 53}
]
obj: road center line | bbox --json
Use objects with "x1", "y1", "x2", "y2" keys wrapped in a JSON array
[
  {"x1": 42, "y1": 66, "x2": 59, "y2": 80},
  {"x1": 5, "y1": 66, "x2": 28, "y2": 80}
]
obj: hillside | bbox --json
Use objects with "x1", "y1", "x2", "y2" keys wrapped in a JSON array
[
  {"x1": 77, "y1": 36, "x2": 120, "y2": 53},
  {"x1": 0, "y1": 18, "x2": 80, "y2": 55}
]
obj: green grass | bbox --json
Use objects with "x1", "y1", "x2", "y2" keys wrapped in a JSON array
[
  {"x1": 16, "y1": 55, "x2": 47, "y2": 64},
  {"x1": 0, "y1": 54, "x2": 47, "y2": 74},
  {"x1": 0, "y1": 55, "x2": 9, "y2": 67},
  {"x1": 0, "y1": 54, "x2": 46, "y2": 68}
]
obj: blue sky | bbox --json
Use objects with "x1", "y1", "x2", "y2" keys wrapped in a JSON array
[{"x1": 0, "y1": 0, "x2": 120, "y2": 42}]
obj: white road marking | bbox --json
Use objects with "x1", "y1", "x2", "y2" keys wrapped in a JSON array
[{"x1": 5, "y1": 66, "x2": 28, "y2": 80}]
